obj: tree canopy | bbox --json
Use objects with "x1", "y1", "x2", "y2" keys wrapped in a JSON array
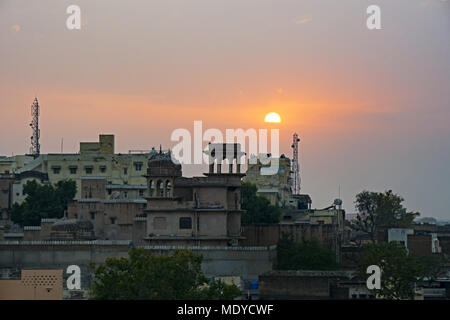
[
  {"x1": 89, "y1": 248, "x2": 241, "y2": 300},
  {"x1": 10, "y1": 179, "x2": 76, "y2": 226},
  {"x1": 352, "y1": 190, "x2": 419, "y2": 242},
  {"x1": 241, "y1": 182, "x2": 281, "y2": 225},
  {"x1": 276, "y1": 233, "x2": 340, "y2": 270},
  {"x1": 357, "y1": 242, "x2": 441, "y2": 300}
]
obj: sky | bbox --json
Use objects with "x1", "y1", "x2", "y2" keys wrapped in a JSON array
[{"x1": 0, "y1": 0, "x2": 449, "y2": 218}]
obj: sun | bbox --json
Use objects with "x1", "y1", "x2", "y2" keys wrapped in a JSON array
[{"x1": 264, "y1": 112, "x2": 281, "y2": 123}]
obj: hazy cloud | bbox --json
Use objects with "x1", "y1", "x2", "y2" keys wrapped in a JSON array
[{"x1": 294, "y1": 17, "x2": 312, "y2": 25}]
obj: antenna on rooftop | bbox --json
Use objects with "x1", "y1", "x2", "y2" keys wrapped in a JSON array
[
  {"x1": 29, "y1": 97, "x2": 40, "y2": 156},
  {"x1": 291, "y1": 133, "x2": 301, "y2": 195}
]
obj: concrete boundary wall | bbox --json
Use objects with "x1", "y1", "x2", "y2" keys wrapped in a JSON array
[
  {"x1": 0, "y1": 242, "x2": 276, "y2": 288},
  {"x1": 0, "y1": 240, "x2": 132, "y2": 246}
]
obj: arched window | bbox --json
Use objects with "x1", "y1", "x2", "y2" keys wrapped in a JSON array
[
  {"x1": 166, "y1": 180, "x2": 172, "y2": 197},
  {"x1": 149, "y1": 180, "x2": 155, "y2": 197},
  {"x1": 157, "y1": 180, "x2": 164, "y2": 197}
]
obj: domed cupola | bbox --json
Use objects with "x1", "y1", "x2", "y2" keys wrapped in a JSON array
[{"x1": 146, "y1": 147, "x2": 181, "y2": 197}]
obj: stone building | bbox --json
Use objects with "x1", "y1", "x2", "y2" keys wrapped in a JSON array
[
  {"x1": 144, "y1": 145, "x2": 244, "y2": 246},
  {"x1": 12, "y1": 171, "x2": 49, "y2": 206},
  {"x1": 67, "y1": 177, "x2": 146, "y2": 240},
  {"x1": 0, "y1": 134, "x2": 154, "y2": 202},
  {"x1": 0, "y1": 173, "x2": 14, "y2": 222},
  {"x1": 244, "y1": 154, "x2": 293, "y2": 207},
  {"x1": 0, "y1": 171, "x2": 49, "y2": 225},
  {"x1": 0, "y1": 155, "x2": 34, "y2": 174}
]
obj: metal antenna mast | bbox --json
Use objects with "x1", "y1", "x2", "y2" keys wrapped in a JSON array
[
  {"x1": 29, "y1": 97, "x2": 40, "y2": 156},
  {"x1": 291, "y1": 133, "x2": 301, "y2": 195}
]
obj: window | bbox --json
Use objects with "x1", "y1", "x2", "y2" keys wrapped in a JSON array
[
  {"x1": 123, "y1": 168, "x2": 128, "y2": 175},
  {"x1": 139, "y1": 190, "x2": 144, "y2": 197},
  {"x1": 90, "y1": 212, "x2": 95, "y2": 220},
  {"x1": 158, "y1": 181, "x2": 164, "y2": 197},
  {"x1": 110, "y1": 217, "x2": 117, "y2": 224},
  {"x1": 100, "y1": 165, "x2": 106, "y2": 173},
  {"x1": 179, "y1": 217, "x2": 192, "y2": 229},
  {"x1": 51, "y1": 166, "x2": 61, "y2": 174},
  {"x1": 108, "y1": 189, "x2": 112, "y2": 195},
  {"x1": 134, "y1": 162, "x2": 143, "y2": 171},
  {"x1": 69, "y1": 166, "x2": 78, "y2": 174},
  {"x1": 124, "y1": 191, "x2": 128, "y2": 199},
  {"x1": 84, "y1": 166, "x2": 93, "y2": 174}
]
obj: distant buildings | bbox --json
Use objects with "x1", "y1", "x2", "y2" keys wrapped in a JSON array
[
  {"x1": 244, "y1": 154, "x2": 292, "y2": 207},
  {"x1": 3, "y1": 134, "x2": 449, "y2": 300},
  {"x1": 239, "y1": 153, "x2": 345, "y2": 263},
  {"x1": 0, "y1": 134, "x2": 155, "y2": 225},
  {"x1": 3, "y1": 144, "x2": 245, "y2": 247}
]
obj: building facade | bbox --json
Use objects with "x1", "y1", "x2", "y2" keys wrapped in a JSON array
[
  {"x1": 244, "y1": 154, "x2": 292, "y2": 207},
  {"x1": 145, "y1": 146, "x2": 244, "y2": 246},
  {"x1": 0, "y1": 135, "x2": 154, "y2": 204}
]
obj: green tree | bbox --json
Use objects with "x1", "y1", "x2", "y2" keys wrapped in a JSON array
[
  {"x1": 89, "y1": 248, "x2": 241, "y2": 300},
  {"x1": 276, "y1": 233, "x2": 340, "y2": 270},
  {"x1": 241, "y1": 182, "x2": 281, "y2": 225},
  {"x1": 357, "y1": 242, "x2": 432, "y2": 300},
  {"x1": 10, "y1": 179, "x2": 76, "y2": 226},
  {"x1": 352, "y1": 190, "x2": 419, "y2": 242},
  {"x1": 417, "y1": 255, "x2": 445, "y2": 286}
]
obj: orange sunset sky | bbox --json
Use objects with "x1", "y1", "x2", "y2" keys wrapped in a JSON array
[{"x1": 1, "y1": 0, "x2": 449, "y2": 218}]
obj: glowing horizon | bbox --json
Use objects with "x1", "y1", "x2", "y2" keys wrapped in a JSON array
[{"x1": 0, "y1": 0, "x2": 449, "y2": 219}]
